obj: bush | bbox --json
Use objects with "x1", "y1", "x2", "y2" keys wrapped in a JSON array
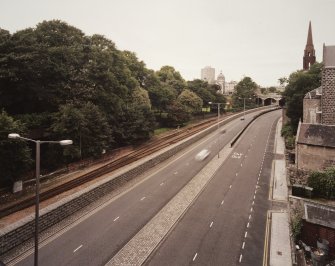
[
  {"x1": 281, "y1": 123, "x2": 295, "y2": 150},
  {"x1": 307, "y1": 168, "x2": 335, "y2": 199}
]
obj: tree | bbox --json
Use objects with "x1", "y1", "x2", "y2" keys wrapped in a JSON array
[
  {"x1": 115, "y1": 104, "x2": 156, "y2": 144},
  {"x1": 232, "y1": 77, "x2": 259, "y2": 108},
  {"x1": 166, "y1": 102, "x2": 191, "y2": 127},
  {"x1": 177, "y1": 89, "x2": 203, "y2": 114},
  {"x1": 147, "y1": 85, "x2": 177, "y2": 114},
  {"x1": 283, "y1": 62, "x2": 322, "y2": 132},
  {"x1": 0, "y1": 110, "x2": 32, "y2": 187},
  {"x1": 51, "y1": 102, "x2": 112, "y2": 160},
  {"x1": 187, "y1": 79, "x2": 216, "y2": 106},
  {"x1": 131, "y1": 87, "x2": 151, "y2": 108},
  {"x1": 156, "y1": 66, "x2": 186, "y2": 95}
]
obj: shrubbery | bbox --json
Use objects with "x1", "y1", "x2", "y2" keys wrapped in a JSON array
[
  {"x1": 307, "y1": 167, "x2": 335, "y2": 199},
  {"x1": 281, "y1": 122, "x2": 296, "y2": 150}
]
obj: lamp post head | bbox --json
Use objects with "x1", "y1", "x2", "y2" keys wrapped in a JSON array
[
  {"x1": 59, "y1": 140, "x2": 73, "y2": 146},
  {"x1": 208, "y1": 102, "x2": 212, "y2": 105},
  {"x1": 8, "y1": 133, "x2": 20, "y2": 139}
]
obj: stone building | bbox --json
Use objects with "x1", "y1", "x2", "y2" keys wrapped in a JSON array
[
  {"x1": 303, "y1": 87, "x2": 322, "y2": 124},
  {"x1": 224, "y1": 80, "x2": 237, "y2": 95},
  {"x1": 296, "y1": 45, "x2": 335, "y2": 171},
  {"x1": 216, "y1": 71, "x2": 225, "y2": 94}
]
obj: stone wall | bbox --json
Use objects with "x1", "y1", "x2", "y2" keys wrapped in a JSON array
[
  {"x1": 296, "y1": 143, "x2": 335, "y2": 171},
  {"x1": 321, "y1": 67, "x2": 335, "y2": 125},
  {"x1": 303, "y1": 98, "x2": 321, "y2": 123}
]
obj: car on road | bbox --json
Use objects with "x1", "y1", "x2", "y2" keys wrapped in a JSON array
[{"x1": 195, "y1": 149, "x2": 210, "y2": 161}]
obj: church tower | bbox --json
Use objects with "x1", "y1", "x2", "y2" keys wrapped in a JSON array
[{"x1": 303, "y1": 21, "x2": 316, "y2": 70}]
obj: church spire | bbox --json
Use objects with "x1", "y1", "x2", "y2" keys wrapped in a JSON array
[
  {"x1": 306, "y1": 21, "x2": 313, "y2": 47},
  {"x1": 303, "y1": 21, "x2": 316, "y2": 70}
]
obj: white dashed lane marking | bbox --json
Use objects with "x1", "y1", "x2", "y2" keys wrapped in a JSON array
[
  {"x1": 113, "y1": 216, "x2": 120, "y2": 222},
  {"x1": 73, "y1": 245, "x2": 83, "y2": 253},
  {"x1": 140, "y1": 197, "x2": 146, "y2": 201}
]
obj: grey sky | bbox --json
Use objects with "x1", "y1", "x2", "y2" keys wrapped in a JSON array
[{"x1": 1, "y1": 0, "x2": 335, "y2": 87}]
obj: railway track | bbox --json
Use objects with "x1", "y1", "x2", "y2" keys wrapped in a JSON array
[{"x1": 0, "y1": 117, "x2": 219, "y2": 218}]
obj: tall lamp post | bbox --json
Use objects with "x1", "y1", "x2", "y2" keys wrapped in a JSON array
[
  {"x1": 209, "y1": 102, "x2": 224, "y2": 158},
  {"x1": 238, "y1": 97, "x2": 251, "y2": 120},
  {"x1": 8, "y1": 134, "x2": 73, "y2": 266}
]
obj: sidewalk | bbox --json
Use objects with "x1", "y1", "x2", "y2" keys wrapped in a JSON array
[{"x1": 269, "y1": 117, "x2": 292, "y2": 266}]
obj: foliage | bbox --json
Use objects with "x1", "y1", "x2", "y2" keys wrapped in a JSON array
[
  {"x1": 156, "y1": 66, "x2": 186, "y2": 95},
  {"x1": 281, "y1": 122, "x2": 296, "y2": 150},
  {"x1": 51, "y1": 102, "x2": 112, "y2": 160},
  {"x1": 307, "y1": 167, "x2": 335, "y2": 199},
  {"x1": 0, "y1": 110, "x2": 32, "y2": 185},
  {"x1": 115, "y1": 104, "x2": 156, "y2": 145},
  {"x1": 282, "y1": 62, "x2": 322, "y2": 133},
  {"x1": 131, "y1": 87, "x2": 151, "y2": 108},
  {"x1": 165, "y1": 102, "x2": 191, "y2": 127},
  {"x1": 232, "y1": 77, "x2": 258, "y2": 108},
  {"x1": 177, "y1": 89, "x2": 203, "y2": 114},
  {"x1": 290, "y1": 204, "x2": 304, "y2": 241}
]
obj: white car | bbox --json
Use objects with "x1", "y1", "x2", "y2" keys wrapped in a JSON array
[{"x1": 195, "y1": 149, "x2": 210, "y2": 161}]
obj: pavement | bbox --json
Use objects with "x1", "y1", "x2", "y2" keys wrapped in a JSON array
[
  {"x1": 1, "y1": 112, "x2": 293, "y2": 265},
  {"x1": 268, "y1": 117, "x2": 292, "y2": 266}
]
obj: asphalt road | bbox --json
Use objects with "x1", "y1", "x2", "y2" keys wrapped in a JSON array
[
  {"x1": 145, "y1": 110, "x2": 280, "y2": 266},
  {"x1": 12, "y1": 109, "x2": 278, "y2": 266}
]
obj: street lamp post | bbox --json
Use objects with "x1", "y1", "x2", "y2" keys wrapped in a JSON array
[
  {"x1": 239, "y1": 97, "x2": 251, "y2": 120},
  {"x1": 209, "y1": 102, "x2": 224, "y2": 158},
  {"x1": 8, "y1": 134, "x2": 72, "y2": 266}
]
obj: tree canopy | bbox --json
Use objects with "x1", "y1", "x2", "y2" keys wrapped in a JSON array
[
  {"x1": 0, "y1": 20, "x2": 228, "y2": 186},
  {"x1": 282, "y1": 62, "x2": 322, "y2": 132},
  {"x1": 232, "y1": 76, "x2": 259, "y2": 108}
]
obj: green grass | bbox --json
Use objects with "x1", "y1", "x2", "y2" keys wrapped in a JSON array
[{"x1": 154, "y1": 128, "x2": 172, "y2": 136}]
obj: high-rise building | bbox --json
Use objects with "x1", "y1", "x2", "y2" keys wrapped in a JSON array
[
  {"x1": 303, "y1": 21, "x2": 316, "y2": 70},
  {"x1": 201, "y1": 66, "x2": 215, "y2": 84}
]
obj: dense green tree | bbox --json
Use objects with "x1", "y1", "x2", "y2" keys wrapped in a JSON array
[
  {"x1": 115, "y1": 104, "x2": 156, "y2": 144},
  {"x1": 166, "y1": 102, "x2": 191, "y2": 127},
  {"x1": 51, "y1": 102, "x2": 112, "y2": 160},
  {"x1": 283, "y1": 62, "x2": 322, "y2": 132},
  {"x1": 147, "y1": 85, "x2": 177, "y2": 113},
  {"x1": 187, "y1": 79, "x2": 216, "y2": 106},
  {"x1": 177, "y1": 89, "x2": 203, "y2": 114},
  {"x1": 232, "y1": 77, "x2": 259, "y2": 108},
  {"x1": 131, "y1": 87, "x2": 151, "y2": 108},
  {"x1": 0, "y1": 110, "x2": 32, "y2": 186},
  {"x1": 156, "y1": 66, "x2": 186, "y2": 95}
]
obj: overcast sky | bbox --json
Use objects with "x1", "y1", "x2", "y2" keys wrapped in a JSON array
[{"x1": 1, "y1": 0, "x2": 335, "y2": 87}]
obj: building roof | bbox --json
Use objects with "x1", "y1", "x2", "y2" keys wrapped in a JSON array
[
  {"x1": 297, "y1": 123, "x2": 335, "y2": 148},
  {"x1": 304, "y1": 86, "x2": 322, "y2": 99},
  {"x1": 323, "y1": 45, "x2": 335, "y2": 67}
]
